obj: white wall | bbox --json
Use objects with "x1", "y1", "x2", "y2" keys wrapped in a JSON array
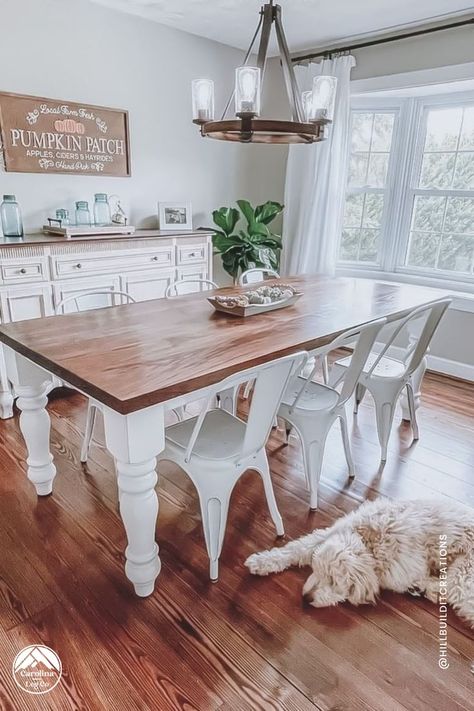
[
  {"x1": 0, "y1": 0, "x2": 265, "y2": 239},
  {"x1": 351, "y1": 25, "x2": 474, "y2": 80}
]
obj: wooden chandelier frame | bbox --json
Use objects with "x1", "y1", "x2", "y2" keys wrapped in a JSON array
[{"x1": 193, "y1": 1, "x2": 331, "y2": 144}]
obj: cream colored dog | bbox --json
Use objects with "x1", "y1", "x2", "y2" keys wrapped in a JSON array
[{"x1": 245, "y1": 498, "x2": 474, "y2": 628}]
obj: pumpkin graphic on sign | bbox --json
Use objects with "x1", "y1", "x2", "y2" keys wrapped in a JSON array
[{"x1": 54, "y1": 119, "x2": 85, "y2": 134}]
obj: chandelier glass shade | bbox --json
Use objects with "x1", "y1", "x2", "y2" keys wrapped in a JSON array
[{"x1": 191, "y1": 1, "x2": 337, "y2": 144}]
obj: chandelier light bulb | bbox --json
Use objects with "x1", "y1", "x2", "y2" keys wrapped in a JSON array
[
  {"x1": 235, "y1": 66, "x2": 261, "y2": 116},
  {"x1": 192, "y1": 78, "x2": 215, "y2": 123},
  {"x1": 311, "y1": 76, "x2": 338, "y2": 121}
]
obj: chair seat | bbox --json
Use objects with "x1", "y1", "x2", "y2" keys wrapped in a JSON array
[
  {"x1": 334, "y1": 353, "x2": 406, "y2": 379},
  {"x1": 165, "y1": 409, "x2": 246, "y2": 460},
  {"x1": 281, "y1": 377, "x2": 339, "y2": 412}
]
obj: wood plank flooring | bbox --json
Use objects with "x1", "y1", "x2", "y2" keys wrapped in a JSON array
[{"x1": 0, "y1": 371, "x2": 473, "y2": 710}]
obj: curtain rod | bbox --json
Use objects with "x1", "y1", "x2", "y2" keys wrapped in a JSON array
[{"x1": 292, "y1": 16, "x2": 474, "y2": 64}]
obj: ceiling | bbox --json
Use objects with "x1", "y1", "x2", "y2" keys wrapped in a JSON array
[{"x1": 89, "y1": 0, "x2": 473, "y2": 54}]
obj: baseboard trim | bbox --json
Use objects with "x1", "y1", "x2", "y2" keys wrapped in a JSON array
[{"x1": 374, "y1": 343, "x2": 474, "y2": 383}]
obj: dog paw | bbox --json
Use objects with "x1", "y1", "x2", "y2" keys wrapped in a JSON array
[{"x1": 245, "y1": 551, "x2": 280, "y2": 576}]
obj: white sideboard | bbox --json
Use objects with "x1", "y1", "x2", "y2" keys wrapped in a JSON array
[{"x1": 0, "y1": 229, "x2": 213, "y2": 418}]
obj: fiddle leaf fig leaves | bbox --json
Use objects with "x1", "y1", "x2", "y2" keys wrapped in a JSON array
[{"x1": 211, "y1": 199, "x2": 284, "y2": 281}]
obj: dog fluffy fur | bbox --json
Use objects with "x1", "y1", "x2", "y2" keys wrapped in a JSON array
[{"x1": 245, "y1": 498, "x2": 474, "y2": 628}]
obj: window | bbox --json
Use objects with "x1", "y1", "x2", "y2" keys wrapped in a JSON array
[
  {"x1": 338, "y1": 93, "x2": 474, "y2": 285},
  {"x1": 340, "y1": 111, "x2": 396, "y2": 263}
]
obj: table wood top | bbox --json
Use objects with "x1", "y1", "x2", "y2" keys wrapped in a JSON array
[{"x1": 0, "y1": 276, "x2": 449, "y2": 414}]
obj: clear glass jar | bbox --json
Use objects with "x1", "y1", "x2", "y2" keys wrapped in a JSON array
[
  {"x1": 93, "y1": 193, "x2": 111, "y2": 226},
  {"x1": 75, "y1": 201, "x2": 91, "y2": 226},
  {"x1": 56, "y1": 208, "x2": 70, "y2": 226},
  {"x1": 1, "y1": 195, "x2": 24, "y2": 237}
]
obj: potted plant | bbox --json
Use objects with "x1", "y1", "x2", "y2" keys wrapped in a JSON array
[{"x1": 212, "y1": 200, "x2": 283, "y2": 283}]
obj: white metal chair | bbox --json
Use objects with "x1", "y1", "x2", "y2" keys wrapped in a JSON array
[
  {"x1": 329, "y1": 299, "x2": 451, "y2": 463},
  {"x1": 238, "y1": 268, "x2": 280, "y2": 286},
  {"x1": 157, "y1": 350, "x2": 307, "y2": 581},
  {"x1": 165, "y1": 278, "x2": 218, "y2": 298},
  {"x1": 55, "y1": 290, "x2": 137, "y2": 463},
  {"x1": 278, "y1": 319, "x2": 386, "y2": 510}
]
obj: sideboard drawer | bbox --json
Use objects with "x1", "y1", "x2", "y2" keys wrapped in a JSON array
[
  {"x1": 51, "y1": 248, "x2": 175, "y2": 279},
  {"x1": 1, "y1": 259, "x2": 48, "y2": 284},
  {"x1": 177, "y1": 243, "x2": 208, "y2": 265}
]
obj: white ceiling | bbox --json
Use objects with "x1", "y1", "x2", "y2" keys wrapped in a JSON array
[{"x1": 89, "y1": 0, "x2": 473, "y2": 54}]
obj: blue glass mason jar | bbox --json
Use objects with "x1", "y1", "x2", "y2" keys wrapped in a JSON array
[
  {"x1": 1, "y1": 195, "x2": 24, "y2": 237},
  {"x1": 75, "y1": 201, "x2": 91, "y2": 226},
  {"x1": 93, "y1": 193, "x2": 111, "y2": 226},
  {"x1": 56, "y1": 209, "x2": 70, "y2": 226}
]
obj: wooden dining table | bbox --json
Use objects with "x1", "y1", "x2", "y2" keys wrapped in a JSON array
[{"x1": 0, "y1": 275, "x2": 449, "y2": 596}]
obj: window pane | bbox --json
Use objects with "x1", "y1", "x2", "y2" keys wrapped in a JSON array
[
  {"x1": 359, "y1": 229, "x2": 379, "y2": 262},
  {"x1": 438, "y1": 234, "x2": 474, "y2": 273},
  {"x1": 452, "y1": 152, "x2": 474, "y2": 189},
  {"x1": 339, "y1": 229, "x2": 360, "y2": 260},
  {"x1": 411, "y1": 195, "x2": 446, "y2": 232},
  {"x1": 340, "y1": 109, "x2": 396, "y2": 266},
  {"x1": 343, "y1": 193, "x2": 364, "y2": 227},
  {"x1": 351, "y1": 113, "x2": 373, "y2": 151},
  {"x1": 371, "y1": 114, "x2": 394, "y2": 151},
  {"x1": 459, "y1": 107, "x2": 474, "y2": 150},
  {"x1": 407, "y1": 232, "x2": 439, "y2": 268},
  {"x1": 444, "y1": 197, "x2": 474, "y2": 234},
  {"x1": 424, "y1": 107, "x2": 462, "y2": 151},
  {"x1": 349, "y1": 153, "x2": 369, "y2": 187},
  {"x1": 363, "y1": 194, "x2": 384, "y2": 227},
  {"x1": 367, "y1": 153, "x2": 389, "y2": 187},
  {"x1": 419, "y1": 152, "x2": 456, "y2": 188}
]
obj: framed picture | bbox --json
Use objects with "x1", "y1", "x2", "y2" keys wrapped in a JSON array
[
  {"x1": 159, "y1": 202, "x2": 193, "y2": 230},
  {"x1": 0, "y1": 91, "x2": 131, "y2": 176}
]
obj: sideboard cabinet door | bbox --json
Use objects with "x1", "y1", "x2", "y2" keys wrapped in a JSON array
[
  {"x1": 0, "y1": 285, "x2": 54, "y2": 322},
  {"x1": 120, "y1": 269, "x2": 175, "y2": 302},
  {"x1": 53, "y1": 276, "x2": 122, "y2": 313},
  {"x1": 176, "y1": 265, "x2": 209, "y2": 293}
]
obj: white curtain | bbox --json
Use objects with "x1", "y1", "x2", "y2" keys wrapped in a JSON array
[{"x1": 281, "y1": 55, "x2": 355, "y2": 276}]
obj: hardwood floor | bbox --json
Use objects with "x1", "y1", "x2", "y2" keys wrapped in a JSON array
[{"x1": 0, "y1": 372, "x2": 473, "y2": 710}]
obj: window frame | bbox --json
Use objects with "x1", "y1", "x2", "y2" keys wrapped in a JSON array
[
  {"x1": 337, "y1": 89, "x2": 474, "y2": 292},
  {"x1": 340, "y1": 97, "x2": 404, "y2": 271}
]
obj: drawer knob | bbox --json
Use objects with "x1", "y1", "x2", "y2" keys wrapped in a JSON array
[
  {"x1": 189, "y1": 252, "x2": 196, "y2": 257},
  {"x1": 75, "y1": 263, "x2": 82, "y2": 269},
  {"x1": 151, "y1": 255, "x2": 159, "y2": 261},
  {"x1": 19, "y1": 268, "x2": 27, "y2": 274}
]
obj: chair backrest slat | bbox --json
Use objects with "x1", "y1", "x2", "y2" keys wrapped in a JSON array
[
  {"x1": 366, "y1": 299, "x2": 451, "y2": 378},
  {"x1": 55, "y1": 289, "x2": 136, "y2": 314},
  {"x1": 239, "y1": 268, "x2": 280, "y2": 286},
  {"x1": 165, "y1": 279, "x2": 218, "y2": 298}
]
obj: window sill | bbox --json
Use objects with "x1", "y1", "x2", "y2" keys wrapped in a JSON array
[{"x1": 336, "y1": 266, "x2": 474, "y2": 314}]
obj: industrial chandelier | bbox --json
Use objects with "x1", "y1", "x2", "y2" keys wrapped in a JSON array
[{"x1": 191, "y1": 0, "x2": 337, "y2": 144}]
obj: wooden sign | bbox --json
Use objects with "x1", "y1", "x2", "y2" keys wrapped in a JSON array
[{"x1": 0, "y1": 92, "x2": 131, "y2": 176}]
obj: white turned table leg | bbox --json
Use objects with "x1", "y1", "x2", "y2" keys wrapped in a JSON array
[
  {"x1": 103, "y1": 404, "x2": 165, "y2": 597},
  {"x1": 4, "y1": 349, "x2": 56, "y2": 495}
]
